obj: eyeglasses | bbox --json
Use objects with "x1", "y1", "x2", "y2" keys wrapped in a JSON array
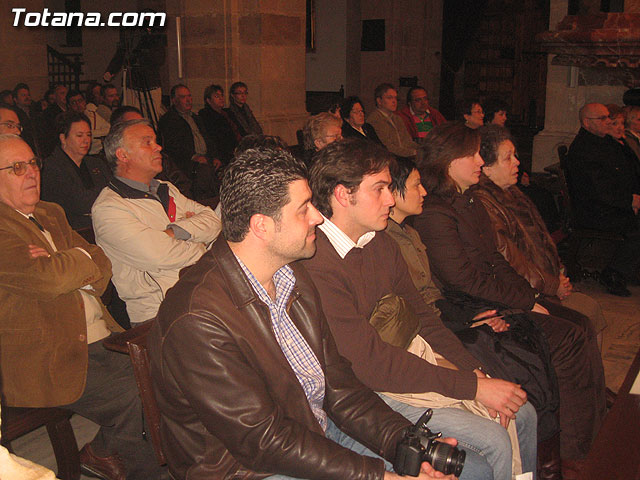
[
  {"x1": 586, "y1": 116, "x2": 609, "y2": 121},
  {"x1": 0, "y1": 157, "x2": 42, "y2": 176},
  {"x1": 0, "y1": 122, "x2": 23, "y2": 132}
]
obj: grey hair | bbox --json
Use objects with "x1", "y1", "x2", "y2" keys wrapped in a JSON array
[{"x1": 103, "y1": 119, "x2": 152, "y2": 173}]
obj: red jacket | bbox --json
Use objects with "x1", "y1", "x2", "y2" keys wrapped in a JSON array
[{"x1": 397, "y1": 105, "x2": 446, "y2": 140}]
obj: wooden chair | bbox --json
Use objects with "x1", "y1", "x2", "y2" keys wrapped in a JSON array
[
  {"x1": 1, "y1": 406, "x2": 80, "y2": 480},
  {"x1": 102, "y1": 321, "x2": 166, "y2": 465},
  {"x1": 555, "y1": 145, "x2": 624, "y2": 279}
]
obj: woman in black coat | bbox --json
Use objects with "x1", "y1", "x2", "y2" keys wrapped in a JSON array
[
  {"x1": 41, "y1": 111, "x2": 112, "y2": 230},
  {"x1": 340, "y1": 96, "x2": 382, "y2": 144}
]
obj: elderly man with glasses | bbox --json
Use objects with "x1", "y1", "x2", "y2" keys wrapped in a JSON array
[
  {"x1": 0, "y1": 134, "x2": 168, "y2": 480},
  {"x1": 567, "y1": 102, "x2": 640, "y2": 296}
]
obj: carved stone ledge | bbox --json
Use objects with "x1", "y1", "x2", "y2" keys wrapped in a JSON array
[{"x1": 536, "y1": 13, "x2": 640, "y2": 86}]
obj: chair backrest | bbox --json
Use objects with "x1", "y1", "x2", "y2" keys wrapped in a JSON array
[
  {"x1": 103, "y1": 322, "x2": 166, "y2": 465},
  {"x1": 556, "y1": 144, "x2": 576, "y2": 232}
]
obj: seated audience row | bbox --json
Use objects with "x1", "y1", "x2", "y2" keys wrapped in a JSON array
[{"x1": 0, "y1": 74, "x2": 621, "y2": 480}]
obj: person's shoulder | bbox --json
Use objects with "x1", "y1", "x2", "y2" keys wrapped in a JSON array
[
  {"x1": 158, "y1": 107, "x2": 182, "y2": 125},
  {"x1": 397, "y1": 105, "x2": 412, "y2": 119},
  {"x1": 423, "y1": 193, "x2": 452, "y2": 210},
  {"x1": 91, "y1": 183, "x2": 119, "y2": 209},
  {"x1": 84, "y1": 154, "x2": 110, "y2": 170},
  {"x1": 36, "y1": 200, "x2": 66, "y2": 217},
  {"x1": 35, "y1": 201, "x2": 70, "y2": 228},
  {"x1": 367, "y1": 109, "x2": 384, "y2": 122},
  {"x1": 302, "y1": 229, "x2": 341, "y2": 270},
  {"x1": 569, "y1": 128, "x2": 595, "y2": 149}
]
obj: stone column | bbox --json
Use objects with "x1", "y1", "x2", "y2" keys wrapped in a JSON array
[
  {"x1": 165, "y1": 0, "x2": 307, "y2": 145},
  {"x1": 0, "y1": 0, "x2": 49, "y2": 97}
]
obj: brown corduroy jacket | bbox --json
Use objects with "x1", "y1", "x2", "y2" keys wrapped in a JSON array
[{"x1": 0, "y1": 201, "x2": 121, "y2": 407}]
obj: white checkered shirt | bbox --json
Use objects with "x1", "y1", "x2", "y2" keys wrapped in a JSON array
[{"x1": 236, "y1": 257, "x2": 328, "y2": 431}]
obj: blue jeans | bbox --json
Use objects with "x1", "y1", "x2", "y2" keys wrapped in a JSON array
[
  {"x1": 379, "y1": 395, "x2": 537, "y2": 480},
  {"x1": 266, "y1": 419, "x2": 391, "y2": 480}
]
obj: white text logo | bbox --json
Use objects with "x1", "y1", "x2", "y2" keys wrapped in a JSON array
[{"x1": 12, "y1": 8, "x2": 166, "y2": 27}]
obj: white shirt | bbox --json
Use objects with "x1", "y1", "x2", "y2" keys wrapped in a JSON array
[{"x1": 317, "y1": 215, "x2": 376, "y2": 259}]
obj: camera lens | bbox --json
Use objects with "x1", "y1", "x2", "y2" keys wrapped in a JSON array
[{"x1": 424, "y1": 441, "x2": 466, "y2": 477}]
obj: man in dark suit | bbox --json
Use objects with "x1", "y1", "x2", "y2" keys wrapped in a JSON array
[
  {"x1": 567, "y1": 102, "x2": 640, "y2": 296},
  {"x1": 157, "y1": 84, "x2": 221, "y2": 200},
  {"x1": 11, "y1": 83, "x2": 39, "y2": 154},
  {"x1": 198, "y1": 84, "x2": 239, "y2": 165}
]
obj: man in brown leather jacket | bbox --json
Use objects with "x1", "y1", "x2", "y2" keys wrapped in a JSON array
[{"x1": 147, "y1": 146, "x2": 457, "y2": 480}]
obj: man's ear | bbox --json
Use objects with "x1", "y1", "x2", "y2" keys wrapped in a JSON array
[
  {"x1": 333, "y1": 184, "x2": 351, "y2": 209},
  {"x1": 115, "y1": 146, "x2": 128, "y2": 165},
  {"x1": 248, "y1": 213, "x2": 274, "y2": 241}
]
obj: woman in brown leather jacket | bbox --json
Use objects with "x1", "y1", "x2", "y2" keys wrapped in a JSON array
[
  {"x1": 471, "y1": 125, "x2": 606, "y2": 348},
  {"x1": 415, "y1": 122, "x2": 606, "y2": 480}
]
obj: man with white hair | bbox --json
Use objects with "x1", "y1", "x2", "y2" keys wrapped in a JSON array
[
  {"x1": 92, "y1": 119, "x2": 221, "y2": 324},
  {"x1": 0, "y1": 134, "x2": 166, "y2": 479}
]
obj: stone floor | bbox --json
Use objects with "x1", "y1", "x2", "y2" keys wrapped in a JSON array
[{"x1": 7, "y1": 279, "x2": 640, "y2": 479}]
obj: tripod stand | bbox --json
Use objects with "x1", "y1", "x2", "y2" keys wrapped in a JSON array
[{"x1": 122, "y1": 67, "x2": 160, "y2": 128}]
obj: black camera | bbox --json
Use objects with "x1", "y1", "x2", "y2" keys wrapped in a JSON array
[{"x1": 393, "y1": 409, "x2": 465, "y2": 477}]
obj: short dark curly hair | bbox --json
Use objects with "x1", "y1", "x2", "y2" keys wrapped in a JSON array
[
  {"x1": 340, "y1": 96, "x2": 364, "y2": 121},
  {"x1": 478, "y1": 124, "x2": 513, "y2": 167},
  {"x1": 55, "y1": 111, "x2": 91, "y2": 138},
  {"x1": 220, "y1": 147, "x2": 308, "y2": 242},
  {"x1": 483, "y1": 97, "x2": 509, "y2": 124},
  {"x1": 309, "y1": 138, "x2": 394, "y2": 218}
]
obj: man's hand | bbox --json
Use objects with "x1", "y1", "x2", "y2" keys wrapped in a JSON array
[
  {"x1": 633, "y1": 194, "x2": 640, "y2": 215},
  {"x1": 384, "y1": 438, "x2": 459, "y2": 480},
  {"x1": 556, "y1": 273, "x2": 572, "y2": 300},
  {"x1": 531, "y1": 302, "x2": 549, "y2": 315},
  {"x1": 28, "y1": 244, "x2": 50, "y2": 258},
  {"x1": 471, "y1": 310, "x2": 509, "y2": 332},
  {"x1": 475, "y1": 374, "x2": 527, "y2": 428},
  {"x1": 103, "y1": 72, "x2": 113, "y2": 82}
]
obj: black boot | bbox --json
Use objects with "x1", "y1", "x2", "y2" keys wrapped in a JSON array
[
  {"x1": 599, "y1": 267, "x2": 631, "y2": 297},
  {"x1": 538, "y1": 432, "x2": 562, "y2": 480}
]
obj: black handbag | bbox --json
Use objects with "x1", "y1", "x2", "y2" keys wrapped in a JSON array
[{"x1": 437, "y1": 295, "x2": 560, "y2": 441}]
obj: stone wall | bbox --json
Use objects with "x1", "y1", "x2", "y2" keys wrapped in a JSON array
[
  {"x1": 305, "y1": 0, "x2": 443, "y2": 114},
  {"x1": 357, "y1": 0, "x2": 443, "y2": 113},
  {"x1": 165, "y1": 0, "x2": 307, "y2": 145},
  {"x1": 0, "y1": 0, "x2": 49, "y2": 97}
]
